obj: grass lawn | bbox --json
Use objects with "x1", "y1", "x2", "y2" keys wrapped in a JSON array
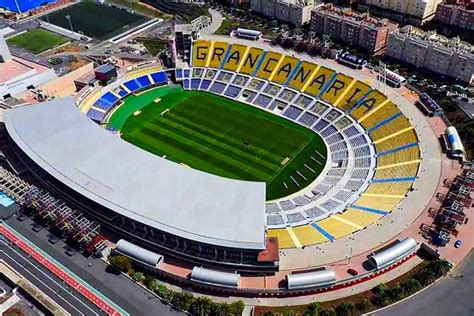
[
  {"x1": 41, "y1": 2, "x2": 149, "y2": 39},
  {"x1": 7, "y1": 28, "x2": 69, "y2": 54},
  {"x1": 138, "y1": 39, "x2": 167, "y2": 56},
  {"x1": 108, "y1": 86, "x2": 327, "y2": 200}
]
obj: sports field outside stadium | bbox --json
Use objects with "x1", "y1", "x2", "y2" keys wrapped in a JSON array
[
  {"x1": 41, "y1": 2, "x2": 149, "y2": 40},
  {"x1": 7, "y1": 28, "x2": 69, "y2": 54},
  {"x1": 107, "y1": 86, "x2": 327, "y2": 200}
]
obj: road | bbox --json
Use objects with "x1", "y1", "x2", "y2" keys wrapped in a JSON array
[
  {"x1": 374, "y1": 250, "x2": 474, "y2": 316},
  {"x1": 4, "y1": 215, "x2": 183, "y2": 316},
  {"x1": 0, "y1": 237, "x2": 100, "y2": 315},
  {"x1": 208, "y1": 8, "x2": 223, "y2": 34}
]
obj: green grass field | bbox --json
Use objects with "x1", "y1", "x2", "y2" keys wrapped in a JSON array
[
  {"x1": 7, "y1": 28, "x2": 69, "y2": 54},
  {"x1": 41, "y1": 2, "x2": 149, "y2": 39},
  {"x1": 107, "y1": 86, "x2": 327, "y2": 200}
]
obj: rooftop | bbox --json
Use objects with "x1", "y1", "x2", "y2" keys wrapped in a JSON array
[
  {"x1": 313, "y1": 4, "x2": 399, "y2": 28},
  {"x1": 0, "y1": 57, "x2": 50, "y2": 84},
  {"x1": 395, "y1": 25, "x2": 474, "y2": 53},
  {"x1": 4, "y1": 98, "x2": 267, "y2": 250}
]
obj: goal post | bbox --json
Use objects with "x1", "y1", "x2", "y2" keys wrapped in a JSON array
[{"x1": 160, "y1": 109, "x2": 170, "y2": 117}]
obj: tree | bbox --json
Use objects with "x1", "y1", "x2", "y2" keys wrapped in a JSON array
[
  {"x1": 155, "y1": 284, "x2": 174, "y2": 303},
  {"x1": 211, "y1": 302, "x2": 233, "y2": 316},
  {"x1": 108, "y1": 255, "x2": 132, "y2": 272},
  {"x1": 308, "y1": 44, "x2": 322, "y2": 56},
  {"x1": 429, "y1": 259, "x2": 452, "y2": 277},
  {"x1": 281, "y1": 38, "x2": 295, "y2": 49},
  {"x1": 304, "y1": 302, "x2": 322, "y2": 316},
  {"x1": 263, "y1": 311, "x2": 275, "y2": 316},
  {"x1": 171, "y1": 291, "x2": 194, "y2": 311},
  {"x1": 335, "y1": 302, "x2": 354, "y2": 316},
  {"x1": 295, "y1": 41, "x2": 309, "y2": 53},
  {"x1": 190, "y1": 297, "x2": 213, "y2": 316},
  {"x1": 229, "y1": 300, "x2": 245, "y2": 315},
  {"x1": 319, "y1": 308, "x2": 336, "y2": 316},
  {"x1": 401, "y1": 278, "x2": 421, "y2": 294},
  {"x1": 389, "y1": 284, "x2": 404, "y2": 301},
  {"x1": 130, "y1": 271, "x2": 144, "y2": 282},
  {"x1": 355, "y1": 299, "x2": 371, "y2": 312}
]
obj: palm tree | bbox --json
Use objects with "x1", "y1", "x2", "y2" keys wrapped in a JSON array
[
  {"x1": 190, "y1": 297, "x2": 213, "y2": 316},
  {"x1": 211, "y1": 302, "x2": 232, "y2": 316},
  {"x1": 304, "y1": 302, "x2": 322, "y2": 316}
]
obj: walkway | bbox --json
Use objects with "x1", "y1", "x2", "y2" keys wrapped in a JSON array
[{"x1": 208, "y1": 8, "x2": 223, "y2": 34}]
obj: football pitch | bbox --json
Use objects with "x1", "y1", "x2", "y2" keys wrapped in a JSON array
[
  {"x1": 41, "y1": 2, "x2": 149, "y2": 40},
  {"x1": 7, "y1": 28, "x2": 69, "y2": 54},
  {"x1": 107, "y1": 86, "x2": 327, "y2": 200}
]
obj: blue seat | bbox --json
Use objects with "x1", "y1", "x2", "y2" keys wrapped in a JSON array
[
  {"x1": 117, "y1": 89, "x2": 128, "y2": 97},
  {"x1": 136, "y1": 75, "x2": 151, "y2": 88},
  {"x1": 191, "y1": 79, "x2": 201, "y2": 89},
  {"x1": 86, "y1": 109, "x2": 105, "y2": 122},
  {"x1": 124, "y1": 79, "x2": 140, "y2": 92},
  {"x1": 101, "y1": 92, "x2": 119, "y2": 104},
  {"x1": 151, "y1": 72, "x2": 167, "y2": 84}
]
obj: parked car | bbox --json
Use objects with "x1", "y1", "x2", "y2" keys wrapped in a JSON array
[
  {"x1": 347, "y1": 268, "x2": 359, "y2": 276},
  {"x1": 454, "y1": 240, "x2": 462, "y2": 248}
]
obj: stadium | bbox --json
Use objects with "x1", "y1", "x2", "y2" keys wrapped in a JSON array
[{"x1": 1, "y1": 38, "x2": 447, "y2": 296}]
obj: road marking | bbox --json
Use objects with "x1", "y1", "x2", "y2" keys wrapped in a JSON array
[{"x1": 0, "y1": 246, "x2": 90, "y2": 315}]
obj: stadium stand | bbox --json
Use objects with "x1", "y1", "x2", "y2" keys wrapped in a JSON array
[{"x1": 75, "y1": 40, "x2": 422, "y2": 249}]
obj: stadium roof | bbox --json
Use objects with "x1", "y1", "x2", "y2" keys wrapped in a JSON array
[{"x1": 4, "y1": 98, "x2": 266, "y2": 250}]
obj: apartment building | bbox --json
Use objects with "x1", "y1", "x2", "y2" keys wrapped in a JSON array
[
  {"x1": 435, "y1": 1, "x2": 474, "y2": 31},
  {"x1": 310, "y1": 4, "x2": 399, "y2": 53},
  {"x1": 357, "y1": 0, "x2": 443, "y2": 25},
  {"x1": 386, "y1": 25, "x2": 474, "y2": 85},
  {"x1": 250, "y1": 0, "x2": 319, "y2": 25}
]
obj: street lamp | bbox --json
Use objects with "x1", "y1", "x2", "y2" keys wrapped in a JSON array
[{"x1": 65, "y1": 15, "x2": 74, "y2": 33}]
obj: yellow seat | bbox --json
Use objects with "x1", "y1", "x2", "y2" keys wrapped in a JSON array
[
  {"x1": 365, "y1": 182, "x2": 412, "y2": 196},
  {"x1": 350, "y1": 90, "x2": 388, "y2": 120},
  {"x1": 378, "y1": 146, "x2": 420, "y2": 166},
  {"x1": 321, "y1": 73, "x2": 354, "y2": 105},
  {"x1": 288, "y1": 61, "x2": 319, "y2": 92},
  {"x1": 375, "y1": 162, "x2": 419, "y2": 178},
  {"x1": 370, "y1": 115, "x2": 412, "y2": 141},
  {"x1": 354, "y1": 195, "x2": 403, "y2": 211},
  {"x1": 267, "y1": 228, "x2": 295, "y2": 249},
  {"x1": 335, "y1": 80, "x2": 371, "y2": 111},
  {"x1": 375, "y1": 129, "x2": 418, "y2": 153},
  {"x1": 317, "y1": 217, "x2": 357, "y2": 239},
  {"x1": 338, "y1": 209, "x2": 383, "y2": 227},
  {"x1": 292, "y1": 225, "x2": 328, "y2": 246}
]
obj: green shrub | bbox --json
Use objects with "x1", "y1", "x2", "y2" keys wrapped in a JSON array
[{"x1": 108, "y1": 255, "x2": 132, "y2": 272}]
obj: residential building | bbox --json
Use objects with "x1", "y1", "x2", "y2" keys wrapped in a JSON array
[
  {"x1": 435, "y1": 2, "x2": 474, "y2": 31},
  {"x1": 357, "y1": 0, "x2": 443, "y2": 25},
  {"x1": 310, "y1": 4, "x2": 399, "y2": 53},
  {"x1": 386, "y1": 25, "x2": 474, "y2": 85},
  {"x1": 250, "y1": 0, "x2": 319, "y2": 25}
]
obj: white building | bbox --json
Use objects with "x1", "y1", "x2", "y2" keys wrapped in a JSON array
[
  {"x1": 250, "y1": 0, "x2": 318, "y2": 25},
  {"x1": 0, "y1": 34, "x2": 57, "y2": 100}
]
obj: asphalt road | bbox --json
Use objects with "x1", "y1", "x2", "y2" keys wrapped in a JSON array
[
  {"x1": 0, "y1": 238, "x2": 100, "y2": 315},
  {"x1": 5, "y1": 215, "x2": 183, "y2": 316},
  {"x1": 374, "y1": 250, "x2": 474, "y2": 316}
]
